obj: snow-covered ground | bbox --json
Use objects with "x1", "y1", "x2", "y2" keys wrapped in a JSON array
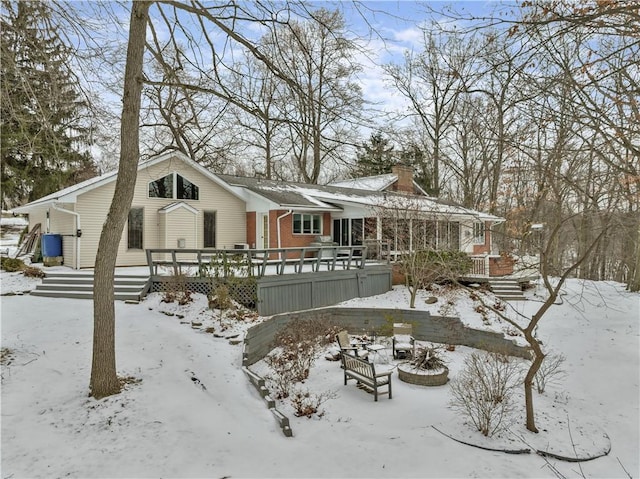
[{"x1": 1, "y1": 216, "x2": 639, "y2": 478}]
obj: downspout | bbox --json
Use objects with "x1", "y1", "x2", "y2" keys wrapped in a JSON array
[
  {"x1": 51, "y1": 203, "x2": 81, "y2": 270},
  {"x1": 276, "y1": 209, "x2": 293, "y2": 258}
]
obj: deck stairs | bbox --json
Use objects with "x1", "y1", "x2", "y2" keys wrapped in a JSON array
[
  {"x1": 488, "y1": 278, "x2": 527, "y2": 301},
  {"x1": 30, "y1": 272, "x2": 149, "y2": 301}
]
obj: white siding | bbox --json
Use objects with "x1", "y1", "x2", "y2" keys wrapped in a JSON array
[{"x1": 75, "y1": 155, "x2": 246, "y2": 268}]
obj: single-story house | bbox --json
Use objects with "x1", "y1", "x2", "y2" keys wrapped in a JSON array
[{"x1": 13, "y1": 152, "x2": 508, "y2": 273}]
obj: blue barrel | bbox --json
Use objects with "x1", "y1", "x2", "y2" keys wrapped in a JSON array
[{"x1": 42, "y1": 234, "x2": 63, "y2": 257}]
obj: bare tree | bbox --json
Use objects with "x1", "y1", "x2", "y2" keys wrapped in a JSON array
[
  {"x1": 90, "y1": 0, "x2": 355, "y2": 399},
  {"x1": 91, "y1": 0, "x2": 150, "y2": 399},
  {"x1": 385, "y1": 28, "x2": 478, "y2": 196},
  {"x1": 260, "y1": 7, "x2": 364, "y2": 183}
]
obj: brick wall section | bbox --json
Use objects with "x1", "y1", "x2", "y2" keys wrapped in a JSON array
[
  {"x1": 271, "y1": 210, "x2": 332, "y2": 250},
  {"x1": 489, "y1": 255, "x2": 515, "y2": 276},
  {"x1": 246, "y1": 211, "x2": 256, "y2": 247},
  {"x1": 243, "y1": 307, "x2": 531, "y2": 366}
]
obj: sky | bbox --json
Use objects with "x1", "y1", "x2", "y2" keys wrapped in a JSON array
[{"x1": 48, "y1": 0, "x2": 521, "y2": 168}]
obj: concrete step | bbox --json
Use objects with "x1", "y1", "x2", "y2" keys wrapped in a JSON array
[{"x1": 488, "y1": 279, "x2": 526, "y2": 301}]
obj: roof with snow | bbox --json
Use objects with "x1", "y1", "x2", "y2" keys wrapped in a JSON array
[
  {"x1": 219, "y1": 174, "x2": 503, "y2": 222},
  {"x1": 12, "y1": 151, "x2": 503, "y2": 222},
  {"x1": 328, "y1": 174, "x2": 397, "y2": 191}
]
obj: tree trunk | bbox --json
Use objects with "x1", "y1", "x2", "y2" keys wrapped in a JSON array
[
  {"x1": 630, "y1": 222, "x2": 640, "y2": 292},
  {"x1": 523, "y1": 326, "x2": 544, "y2": 433},
  {"x1": 90, "y1": 1, "x2": 150, "y2": 399}
]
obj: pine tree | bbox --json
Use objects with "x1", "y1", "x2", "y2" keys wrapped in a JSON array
[
  {"x1": 353, "y1": 133, "x2": 396, "y2": 177},
  {"x1": 0, "y1": 0, "x2": 96, "y2": 210}
]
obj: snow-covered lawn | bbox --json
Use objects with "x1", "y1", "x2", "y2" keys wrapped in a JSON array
[{"x1": 1, "y1": 267, "x2": 638, "y2": 478}]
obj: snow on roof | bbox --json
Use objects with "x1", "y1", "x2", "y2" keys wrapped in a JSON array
[
  {"x1": 328, "y1": 174, "x2": 397, "y2": 191},
  {"x1": 219, "y1": 174, "x2": 503, "y2": 221}
]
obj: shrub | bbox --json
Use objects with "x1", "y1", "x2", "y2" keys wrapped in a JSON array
[
  {"x1": 22, "y1": 266, "x2": 45, "y2": 278},
  {"x1": 208, "y1": 282, "x2": 233, "y2": 311},
  {"x1": 264, "y1": 318, "x2": 340, "y2": 399},
  {"x1": 534, "y1": 352, "x2": 566, "y2": 394},
  {"x1": 1, "y1": 257, "x2": 25, "y2": 272},
  {"x1": 449, "y1": 352, "x2": 523, "y2": 437},
  {"x1": 162, "y1": 273, "x2": 192, "y2": 305},
  {"x1": 289, "y1": 388, "x2": 335, "y2": 418}
]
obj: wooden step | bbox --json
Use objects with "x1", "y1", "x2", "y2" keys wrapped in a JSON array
[{"x1": 30, "y1": 271, "x2": 149, "y2": 301}]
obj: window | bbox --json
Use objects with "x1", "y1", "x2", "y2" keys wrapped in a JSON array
[
  {"x1": 149, "y1": 174, "x2": 173, "y2": 198},
  {"x1": 293, "y1": 213, "x2": 322, "y2": 234},
  {"x1": 437, "y1": 221, "x2": 460, "y2": 251},
  {"x1": 128, "y1": 208, "x2": 143, "y2": 249},
  {"x1": 204, "y1": 211, "x2": 216, "y2": 248},
  {"x1": 350, "y1": 218, "x2": 363, "y2": 246},
  {"x1": 149, "y1": 173, "x2": 199, "y2": 200},
  {"x1": 473, "y1": 222, "x2": 485, "y2": 244},
  {"x1": 177, "y1": 175, "x2": 199, "y2": 200}
]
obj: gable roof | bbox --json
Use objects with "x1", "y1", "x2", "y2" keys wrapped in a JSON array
[{"x1": 12, "y1": 151, "x2": 244, "y2": 213}]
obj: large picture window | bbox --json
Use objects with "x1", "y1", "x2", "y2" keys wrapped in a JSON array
[
  {"x1": 149, "y1": 173, "x2": 199, "y2": 200},
  {"x1": 128, "y1": 208, "x2": 143, "y2": 249},
  {"x1": 293, "y1": 213, "x2": 322, "y2": 235},
  {"x1": 204, "y1": 211, "x2": 216, "y2": 248}
]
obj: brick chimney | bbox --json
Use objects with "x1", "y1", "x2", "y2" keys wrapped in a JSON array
[{"x1": 391, "y1": 164, "x2": 414, "y2": 193}]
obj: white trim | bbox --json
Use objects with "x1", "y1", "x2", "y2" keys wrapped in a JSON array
[
  {"x1": 51, "y1": 203, "x2": 81, "y2": 270},
  {"x1": 157, "y1": 201, "x2": 199, "y2": 215}
]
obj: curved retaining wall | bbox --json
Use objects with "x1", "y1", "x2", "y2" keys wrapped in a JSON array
[{"x1": 243, "y1": 307, "x2": 531, "y2": 366}]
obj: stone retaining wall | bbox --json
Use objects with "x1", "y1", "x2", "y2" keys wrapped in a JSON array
[{"x1": 243, "y1": 307, "x2": 531, "y2": 366}]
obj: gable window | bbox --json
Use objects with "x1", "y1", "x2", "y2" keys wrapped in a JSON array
[
  {"x1": 149, "y1": 173, "x2": 199, "y2": 200},
  {"x1": 204, "y1": 211, "x2": 216, "y2": 248},
  {"x1": 293, "y1": 213, "x2": 322, "y2": 235},
  {"x1": 177, "y1": 175, "x2": 199, "y2": 200},
  {"x1": 473, "y1": 222, "x2": 485, "y2": 244},
  {"x1": 149, "y1": 174, "x2": 173, "y2": 198},
  {"x1": 128, "y1": 208, "x2": 144, "y2": 249}
]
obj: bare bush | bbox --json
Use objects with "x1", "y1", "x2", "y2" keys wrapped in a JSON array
[
  {"x1": 289, "y1": 388, "x2": 336, "y2": 418},
  {"x1": 534, "y1": 352, "x2": 566, "y2": 394},
  {"x1": 264, "y1": 319, "x2": 341, "y2": 399},
  {"x1": 449, "y1": 352, "x2": 523, "y2": 437},
  {"x1": 208, "y1": 282, "x2": 233, "y2": 310},
  {"x1": 162, "y1": 273, "x2": 192, "y2": 305}
]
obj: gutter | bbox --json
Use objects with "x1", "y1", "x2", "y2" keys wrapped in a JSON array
[
  {"x1": 51, "y1": 203, "x2": 81, "y2": 270},
  {"x1": 276, "y1": 209, "x2": 293, "y2": 258}
]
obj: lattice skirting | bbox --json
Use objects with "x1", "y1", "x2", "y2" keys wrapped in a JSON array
[{"x1": 151, "y1": 277, "x2": 257, "y2": 309}]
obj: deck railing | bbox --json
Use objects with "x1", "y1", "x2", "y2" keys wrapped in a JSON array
[
  {"x1": 469, "y1": 255, "x2": 489, "y2": 277},
  {"x1": 145, "y1": 246, "x2": 368, "y2": 278}
]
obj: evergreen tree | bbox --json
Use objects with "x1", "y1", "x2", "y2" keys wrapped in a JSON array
[
  {"x1": 1, "y1": 0, "x2": 96, "y2": 210},
  {"x1": 353, "y1": 133, "x2": 396, "y2": 177}
]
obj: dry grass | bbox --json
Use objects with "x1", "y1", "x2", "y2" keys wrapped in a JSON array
[{"x1": 1, "y1": 347, "x2": 15, "y2": 366}]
